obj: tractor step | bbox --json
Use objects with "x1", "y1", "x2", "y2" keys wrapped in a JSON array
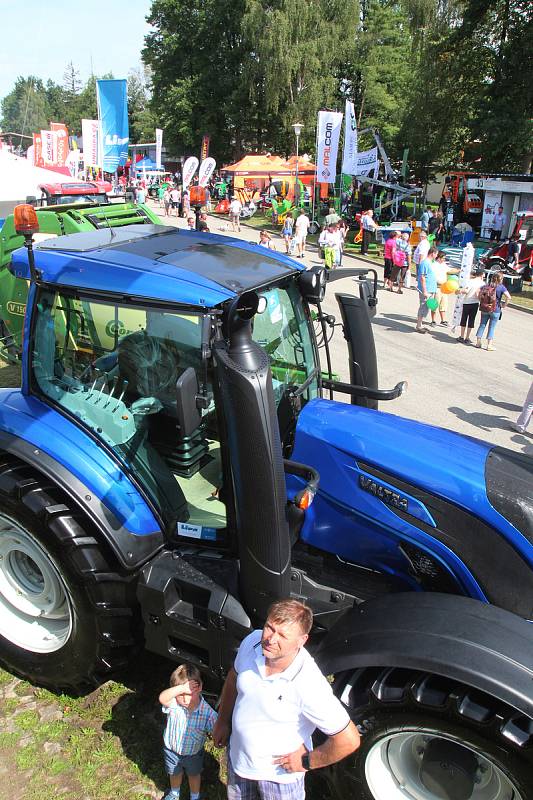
[{"x1": 137, "y1": 548, "x2": 251, "y2": 678}]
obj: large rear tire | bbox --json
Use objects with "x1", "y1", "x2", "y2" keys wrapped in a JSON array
[
  {"x1": 0, "y1": 454, "x2": 137, "y2": 690},
  {"x1": 329, "y1": 667, "x2": 532, "y2": 800}
]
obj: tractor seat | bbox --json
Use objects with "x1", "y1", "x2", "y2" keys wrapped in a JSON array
[{"x1": 117, "y1": 330, "x2": 182, "y2": 413}]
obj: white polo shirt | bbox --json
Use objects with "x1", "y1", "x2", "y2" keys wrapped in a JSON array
[{"x1": 229, "y1": 630, "x2": 350, "y2": 783}]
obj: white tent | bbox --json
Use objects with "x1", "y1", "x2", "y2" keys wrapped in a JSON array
[{"x1": 0, "y1": 149, "x2": 72, "y2": 210}]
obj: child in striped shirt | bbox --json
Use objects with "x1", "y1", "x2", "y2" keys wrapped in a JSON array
[{"x1": 159, "y1": 663, "x2": 218, "y2": 800}]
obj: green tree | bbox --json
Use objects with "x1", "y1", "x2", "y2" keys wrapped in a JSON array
[
  {"x1": 241, "y1": 0, "x2": 359, "y2": 156},
  {"x1": 341, "y1": 0, "x2": 412, "y2": 153},
  {"x1": 143, "y1": 0, "x2": 249, "y2": 162},
  {"x1": 45, "y1": 79, "x2": 66, "y2": 125},
  {"x1": 460, "y1": 0, "x2": 533, "y2": 172},
  {"x1": 63, "y1": 61, "x2": 82, "y2": 98},
  {"x1": 0, "y1": 77, "x2": 51, "y2": 149},
  {"x1": 127, "y1": 68, "x2": 159, "y2": 143},
  {"x1": 144, "y1": 0, "x2": 359, "y2": 162}
]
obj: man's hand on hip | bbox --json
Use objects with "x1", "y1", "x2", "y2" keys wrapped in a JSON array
[{"x1": 272, "y1": 743, "x2": 308, "y2": 773}]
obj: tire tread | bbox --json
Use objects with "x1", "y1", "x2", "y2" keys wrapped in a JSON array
[{"x1": 0, "y1": 456, "x2": 139, "y2": 689}]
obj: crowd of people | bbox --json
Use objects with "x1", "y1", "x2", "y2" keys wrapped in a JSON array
[{"x1": 413, "y1": 241, "x2": 511, "y2": 349}]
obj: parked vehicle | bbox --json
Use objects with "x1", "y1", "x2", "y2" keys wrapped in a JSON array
[
  {"x1": 0, "y1": 197, "x2": 163, "y2": 360},
  {"x1": 30, "y1": 181, "x2": 113, "y2": 207},
  {"x1": 1, "y1": 205, "x2": 532, "y2": 799},
  {"x1": 479, "y1": 210, "x2": 533, "y2": 276}
]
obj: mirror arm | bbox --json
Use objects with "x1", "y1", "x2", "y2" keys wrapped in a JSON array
[{"x1": 322, "y1": 378, "x2": 408, "y2": 401}]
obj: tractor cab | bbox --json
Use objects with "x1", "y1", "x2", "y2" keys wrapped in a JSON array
[
  {"x1": 12, "y1": 223, "x2": 320, "y2": 534},
  {"x1": 29, "y1": 181, "x2": 112, "y2": 207},
  {"x1": 11, "y1": 216, "x2": 399, "y2": 624}
]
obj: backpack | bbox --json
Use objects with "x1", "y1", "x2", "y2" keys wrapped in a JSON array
[
  {"x1": 478, "y1": 284, "x2": 497, "y2": 313},
  {"x1": 393, "y1": 246, "x2": 405, "y2": 267}
]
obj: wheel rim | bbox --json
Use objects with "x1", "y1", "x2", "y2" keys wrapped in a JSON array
[
  {"x1": 0, "y1": 514, "x2": 72, "y2": 653},
  {"x1": 365, "y1": 731, "x2": 522, "y2": 800}
]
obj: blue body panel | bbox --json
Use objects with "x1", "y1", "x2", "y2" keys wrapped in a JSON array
[
  {"x1": 0, "y1": 389, "x2": 160, "y2": 536},
  {"x1": 292, "y1": 399, "x2": 533, "y2": 599},
  {"x1": 10, "y1": 228, "x2": 303, "y2": 308}
]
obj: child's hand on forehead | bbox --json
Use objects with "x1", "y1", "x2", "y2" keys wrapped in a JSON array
[{"x1": 175, "y1": 679, "x2": 201, "y2": 697}]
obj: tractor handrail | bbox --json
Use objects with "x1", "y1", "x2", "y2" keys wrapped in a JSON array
[{"x1": 322, "y1": 378, "x2": 407, "y2": 401}]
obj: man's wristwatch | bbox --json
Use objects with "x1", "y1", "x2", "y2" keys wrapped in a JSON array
[{"x1": 301, "y1": 753, "x2": 311, "y2": 771}]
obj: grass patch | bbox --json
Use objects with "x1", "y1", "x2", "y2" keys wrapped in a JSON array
[
  {"x1": 2, "y1": 697, "x2": 18, "y2": 713},
  {"x1": 14, "y1": 710, "x2": 40, "y2": 731},
  {"x1": 510, "y1": 283, "x2": 533, "y2": 310},
  {"x1": 0, "y1": 668, "x2": 14, "y2": 686},
  {"x1": 0, "y1": 730, "x2": 20, "y2": 747},
  {"x1": 16, "y1": 741, "x2": 40, "y2": 770}
]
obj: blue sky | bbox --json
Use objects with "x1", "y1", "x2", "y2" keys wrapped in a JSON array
[{"x1": 0, "y1": 0, "x2": 153, "y2": 102}]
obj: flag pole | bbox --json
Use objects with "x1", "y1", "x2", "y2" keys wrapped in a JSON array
[{"x1": 311, "y1": 112, "x2": 319, "y2": 226}]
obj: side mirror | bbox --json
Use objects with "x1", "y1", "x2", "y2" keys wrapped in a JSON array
[{"x1": 175, "y1": 367, "x2": 202, "y2": 438}]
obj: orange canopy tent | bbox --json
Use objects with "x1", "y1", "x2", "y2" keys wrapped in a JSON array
[
  {"x1": 222, "y1": 155, "x2": 292, "y2": 188},
  {"x1": 222, "y1": 154, "x2": 316, "y2": 190},
  {"x1": 285, "y1": 155, "x2": 316, "y2": 175}
]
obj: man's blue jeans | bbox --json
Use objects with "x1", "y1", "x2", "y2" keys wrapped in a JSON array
[{"x1": 476, "y1": 311, "x2": 500, "y2": 340}]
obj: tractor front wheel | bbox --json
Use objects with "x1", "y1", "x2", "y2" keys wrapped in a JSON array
[
  {"x1": 329, "y1": 667, "x2": 532, "y2": 800},
  {"x1": 0, "y1": 455, "x2": 136, "y2": 689}
]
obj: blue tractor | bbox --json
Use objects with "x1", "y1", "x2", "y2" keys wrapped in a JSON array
[{"x1": 1, "y1": 207, "x2": 532, "y2": 799}]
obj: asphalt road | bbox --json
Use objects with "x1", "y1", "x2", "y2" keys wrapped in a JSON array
[
  {"x1": 159, "y1": 204, "x2": 533, "y2": 456},
  {"x1": 322, "y1": 266, "x2": 533, "y2": 458}
]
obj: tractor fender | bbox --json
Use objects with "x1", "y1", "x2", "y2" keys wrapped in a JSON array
[
  {"x1": 0, "y1": 395, "x2": 164, "y2": 571},
  {"x1": 315, "y1": 592, "x2": 533, "y2": 717}
]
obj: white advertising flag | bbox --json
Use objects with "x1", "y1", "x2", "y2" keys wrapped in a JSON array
[
  {"x1": 356, "y1": 147, "x2": 379, "y2": 178},
  {"x1": 182, "y1": 156, "x2": 199, "y2": 188},
  {"x1": 40, "y1": 130, "x2": 57, "y2": 165},
  {"x1": 316, "y1": 110, "x2": 343, "y2": 183},
  {"x1": 155, "y1": 128, "x2": 163, "y2": 169},
  {"x1": 452, "y1": 243, "x2": 475, "y2": 329},
  {"x1": 341, "y1": 100, "x2": 358, "y2": 175},
  {"x1": 198, "y1": 157, "x2": 216, "y2": 187},
  {"x1": 82, "y1": 119, "x2": 100, "y2": 167}
]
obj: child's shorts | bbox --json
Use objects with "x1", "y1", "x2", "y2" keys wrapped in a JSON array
[{"x1": 163, "y1": 746, "x2": 204, "y2": 776}]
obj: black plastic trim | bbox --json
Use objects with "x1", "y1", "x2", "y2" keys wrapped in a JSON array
[
  {"x1": 335, "y1": 293, "x2": 378, "y2": 409},
  {"x1": 486, "y1": 447, "x2": 533, "y2": 544},
  {"x1": 0, "y1": 431, "x2": 164, "y2": 571},
  {"x1": 359, "y1": 459, "x2": 533, "y2": 619},
  {"x1": 315, "y1": 593, "x2": 533, "y2": 718}
]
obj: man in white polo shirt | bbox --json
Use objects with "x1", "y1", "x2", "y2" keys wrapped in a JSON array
[{"x1": 213, "y1": 599, "x2": 359, "y2": 799}]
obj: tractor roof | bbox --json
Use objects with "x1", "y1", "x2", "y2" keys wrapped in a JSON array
[{"x1": 10, "y1": 224, "x2": 303, "y2": 308}]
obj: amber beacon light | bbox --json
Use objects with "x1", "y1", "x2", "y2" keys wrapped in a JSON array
[{"x1": 14, "y1": 204, "x2": 40, "y2": 236}]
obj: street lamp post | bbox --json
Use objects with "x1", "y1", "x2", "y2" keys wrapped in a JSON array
[{"x1": 292, "y1": 122, "x2": 303, "y2": 207}]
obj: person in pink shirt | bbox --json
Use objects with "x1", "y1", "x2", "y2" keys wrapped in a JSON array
[{"x1": 383, "y1": 231, "x2": 399, "y2": 290}]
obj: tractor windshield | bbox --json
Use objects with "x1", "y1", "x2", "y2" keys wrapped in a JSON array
[
  {"x1": 252, "y1": 282, "x2": 319, "y2": 406},
  {"x1": 31, "y1": 290, "x2": 227, "y2": 540}
]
